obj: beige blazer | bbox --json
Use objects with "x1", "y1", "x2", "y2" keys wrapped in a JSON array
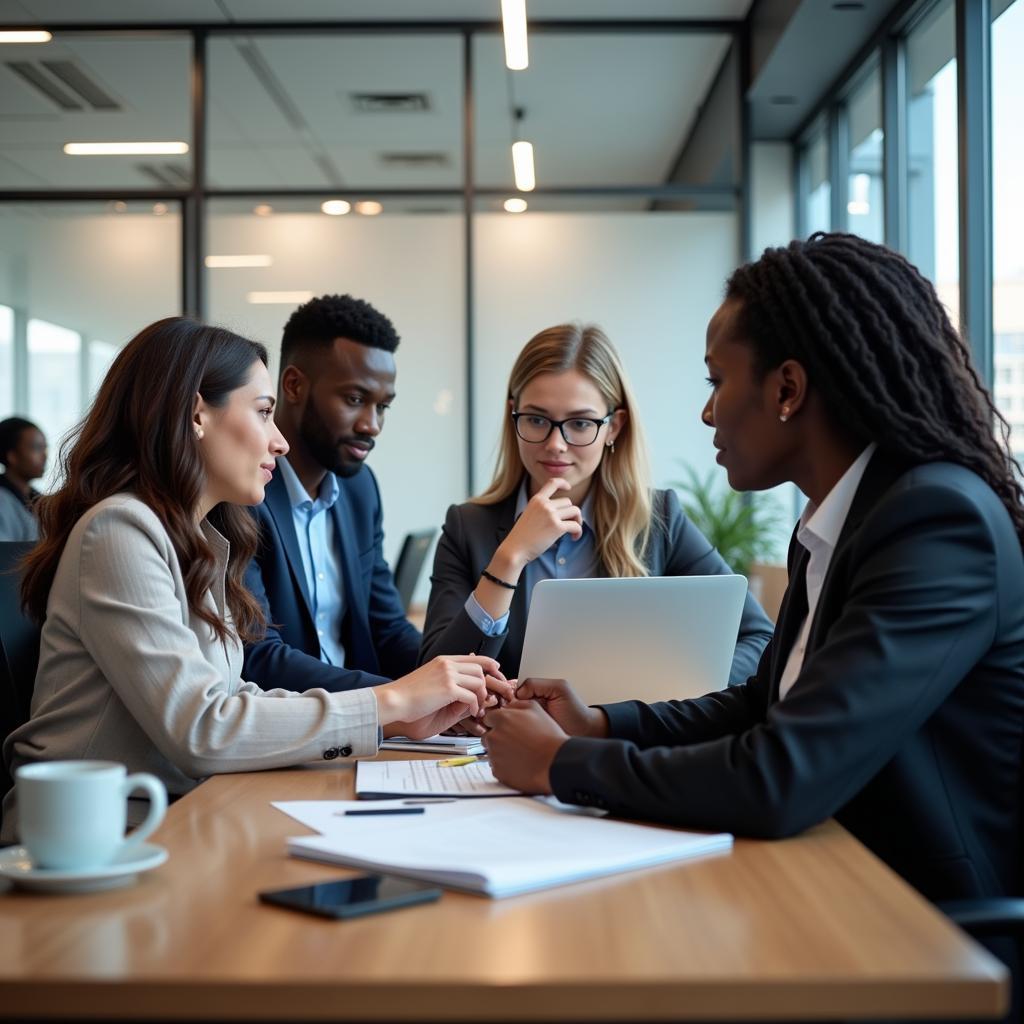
[{"x1": 2, "y1": 494, "x2": 379, "y2": 838}]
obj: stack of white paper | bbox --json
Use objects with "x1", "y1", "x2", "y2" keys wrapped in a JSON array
[
  {"x1": 275, "y1": 797, "x2": 733, "y2": 899},
  {"x1": 379, "y1": 734, "x2": 485, "y2": 756}
]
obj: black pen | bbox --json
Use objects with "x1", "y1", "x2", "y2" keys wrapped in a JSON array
[{"x1": 338, "y1": 808, "x2": 425, "y2": 817}]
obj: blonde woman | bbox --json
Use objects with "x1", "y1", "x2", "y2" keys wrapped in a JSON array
[{"x1": 420, "y1": 323, "x2": 773, "y2": 692}]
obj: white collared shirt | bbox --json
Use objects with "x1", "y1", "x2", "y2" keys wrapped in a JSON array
[{"x1": 777, "y1": 443, "x2": 877, "y2": 700}]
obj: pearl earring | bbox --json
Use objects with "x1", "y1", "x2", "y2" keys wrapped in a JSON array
[
  {"x1": 779, "y1": 407, "x2": 791, "y2": 424},
  {"x1": 606, "y1": 441, "x2": 616, "y2": 454},
  {"x1": 195, "y1": 427, "x2": 204, "y2": 440}
]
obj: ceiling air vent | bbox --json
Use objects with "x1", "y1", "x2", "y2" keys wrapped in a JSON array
[
  {"x1": 135, "y1": 163, "x2": 190, "y2": 188},
  {"x1": 351, "y1": 93, "x2": 431, "y2": 114},
  {"x1": 5, "y1": 60, "x2": 120, "y2": 112},
  {"x1": 380, "y1": 152, "x2": 450, "y2": 168}
]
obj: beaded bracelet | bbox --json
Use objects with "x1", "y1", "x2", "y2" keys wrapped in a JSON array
[{"x1": 481, "y1": 568, "x2": 517, "y2": 590}]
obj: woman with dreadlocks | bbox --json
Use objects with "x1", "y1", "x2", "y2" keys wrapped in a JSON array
[{"x1": 483, "y1": 234, "x2": 1024, "y2": 971}]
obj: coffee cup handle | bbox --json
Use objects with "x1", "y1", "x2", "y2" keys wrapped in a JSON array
[{"x1": 120, "y1": 773, "x2": 168, "y2": 850}]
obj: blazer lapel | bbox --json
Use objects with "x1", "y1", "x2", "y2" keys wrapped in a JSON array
[
  {"x1": 491, "y1": 493, "x2": 529, "y2": 665},
  {"x1": 768, "y1": 531, "x2": 810, "y2": 703},
  {"x1": 264, "y1": 470, "x2": 314, "y2": 618},
  {"x1": 331, "y1": 486, "x2": 376, "y2": 669}
]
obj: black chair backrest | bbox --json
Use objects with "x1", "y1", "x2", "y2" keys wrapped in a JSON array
[
  {"x1": 0, "y1": 541, "x2": 39, "y2": 732},
  {"x1": 392, "y1": 529, "x2": 437, "y2": 612},
  {"x1": 0, "y1": 541, "x2": 39, "y2": 827}
]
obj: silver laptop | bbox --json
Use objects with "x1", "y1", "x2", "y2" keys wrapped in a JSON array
[{"x1": 517, "y1": 575, "x2": 748, "y2": 705}]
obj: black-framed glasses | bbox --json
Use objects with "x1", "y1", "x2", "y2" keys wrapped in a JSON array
[{"x1": 511, "y1": 410, "x2": 616, "y2": 447}]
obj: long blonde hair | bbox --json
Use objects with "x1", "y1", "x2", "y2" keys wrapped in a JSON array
[{"x1": 474, "y1": 323, "x2": 654, "y2": 578}]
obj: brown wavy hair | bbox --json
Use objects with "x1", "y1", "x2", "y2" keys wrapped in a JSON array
[{"x1": 21, "y1": 316, "x2": 269, "y2": 644}]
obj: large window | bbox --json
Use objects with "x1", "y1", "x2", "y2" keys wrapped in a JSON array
[
  {"x1": 0, "y1": 202, "x2": 181, "y2": 475},
  {"x1": 801, "y1": 125, "x2": 831, "y2": 236},
  {"x1": 992, "y1": 0, "x2": 1024, "y2": 458},
  {"x1": 906, "y1": 0, "x2": 959, "y2": 316},
  {"x1": 846, "y1": 65, "x2": 884, "y2": 244},
  {"x1": 27, "y1": 318, "x2": 80, "y2": 455},
  {"x1": 0, "y1": 304, "x2": 13, "y2": 418}
]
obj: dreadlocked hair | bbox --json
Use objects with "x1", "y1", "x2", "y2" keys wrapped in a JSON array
[{"x1": 726, "y1": 232, "x2": 1024, "y2": 548}]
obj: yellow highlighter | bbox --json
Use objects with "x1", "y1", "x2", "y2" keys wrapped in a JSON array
[{"x1": 437, "y1": 756, "x2": 479, "y2": 768}]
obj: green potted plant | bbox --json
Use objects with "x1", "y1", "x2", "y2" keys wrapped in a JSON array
[{"x1": 671, "y1": 464, "x2": 788, "y2": 579}]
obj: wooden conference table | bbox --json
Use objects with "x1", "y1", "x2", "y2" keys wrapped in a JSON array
[{"x1": 0, "y1": 754, "x2": 1009, "y2": 1022}]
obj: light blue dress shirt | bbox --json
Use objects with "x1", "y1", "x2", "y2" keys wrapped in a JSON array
[
  {"x1": 466, "y1": 480, "x2": 601, "y2": 636},
  {"x1": 277, "y1": 457, "x2": 347, "y2": 667}
]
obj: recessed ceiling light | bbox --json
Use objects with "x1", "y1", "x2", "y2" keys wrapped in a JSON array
[
  {"x1": 64, "y1": 141, "x2": 189, "y2": 156},
  {"x1": 152, "y1": 202, "x2": 168, "y2": 216},
  {"x1": 503, "y1": 197, "x2": 528, "y2": 213},
  {"x1": 0, "y1": 30, "x2": 52, "y2": 43},
  {"x1": 253, "y1": 203, "x2": 273, "y2": 217},
  {"x1": 248, "y1": 290, "x2": 314, "y2": 305},
  {"x1": 108, "y1": 200, "x2": 127, "y2": 214},
  {"x1": 354, "y1": 200, "x2": 383, "y2": 216},
  {"x1": 205, "y1": 254, "x2": 274, "y2": 269},
  {"x1": 321, "y1": 199, "x2": 351, "y2": 216},
  {"x1": 512, "y1": 140, "x2": 535, "y2": 192},
  {"x1": 501, "y1": 0, "x2": 528, "y2": 70}
]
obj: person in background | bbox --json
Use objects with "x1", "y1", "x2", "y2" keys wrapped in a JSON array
[
  {"x1": 242, "y1": 294, "x2": 424, "y2": 694},
  {"x1": 0, "y1": 417, "x2": 47, "y2": 542},
  {"x1": 1, "y1": 317, "x2": 509, "y2": 838},
  {"x1": 420, "y1": 322, "x2": 773, "y2": 710},
  {"x1": 482, "y1": 235, "x2": 1024, "y2": 1018}
]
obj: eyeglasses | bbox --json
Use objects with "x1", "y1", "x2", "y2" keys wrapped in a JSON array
[{"x1": 511, "y1": 410, "x2": 616, "y2": 447}]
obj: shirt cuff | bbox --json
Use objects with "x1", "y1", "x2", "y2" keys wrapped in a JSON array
[{"x1": 464, "y1": 593, "x2": 510, "y2": 636}]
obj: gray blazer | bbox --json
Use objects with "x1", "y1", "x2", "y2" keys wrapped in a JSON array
[
  {"x1": 420, "y1": 487, "x2": 774, "y2": 683},
  {"x1": 1, "y1": 494, "x2": 379, "y2": 838}
]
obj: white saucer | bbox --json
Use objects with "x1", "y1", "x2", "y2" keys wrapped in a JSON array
[{"x1": 0, "y1": 842, "x2": 168, "y2": 894}]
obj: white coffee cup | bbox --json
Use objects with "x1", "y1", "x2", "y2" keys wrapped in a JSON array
[{"x1": 16, "y1": 761, "x2": 167, "y2": 871}]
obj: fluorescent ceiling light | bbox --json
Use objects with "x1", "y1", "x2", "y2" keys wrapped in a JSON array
[
  {"x1": 501, "y1": 0, "x2": 528, "y2": 70},
  {"x1": 504, "y1": 197, "x2": 528, "y2": 213},
  {"x1": 321, "y1": 199, "x2": 351, "y2": 216},
  {"x1": 63, "y1": 141, "x2": 189, "y2": 156},
  {"x1": 248, "y1": 290, "x2": 313, "y2": 305},
  {"x1": 354, "y1": 200, "x2": 383, "y2": 216},
  {"x1": 512, "y1": 140, "x2": 535, "y2": 192},
  {"x1": 205, "y1": 254, "x2": 274, "y2": 268},
  {"x1": 0, "y1": 30, "x2": 52, "y2": 43}
]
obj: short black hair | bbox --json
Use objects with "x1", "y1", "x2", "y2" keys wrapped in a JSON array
[
  {"x1": 0, "y1": 417, "x2": 41, "y2": 467},
  {"x1": 280, "y1": 294, "x2": 400, "y2": 369}
]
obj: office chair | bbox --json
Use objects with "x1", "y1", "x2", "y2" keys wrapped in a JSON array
[
  {"x1": 0, "y1": 542, "x2": 38, "y2": 729},
  {"x1": 392, "y1": 529, "x2": 437, "y2": 612},
  {"x1": 0, "y1": 541, "x2": 39, "y2": 836}
]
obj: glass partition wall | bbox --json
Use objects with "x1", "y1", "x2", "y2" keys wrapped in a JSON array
[{"x1": 0, "y1": 17, "x2": 746, "y2": 575}]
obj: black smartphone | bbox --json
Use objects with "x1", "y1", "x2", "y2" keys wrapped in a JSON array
[{"x1": 258, "y1": 874, "x2": 441, "y2": 920}]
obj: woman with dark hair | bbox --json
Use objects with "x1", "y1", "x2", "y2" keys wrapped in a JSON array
[
  {"x1": 484, "y1": 235, "x2": 1024, "y2": 933},
  {"x1": 1, "y1": 317, "x2": 506, "y2": 836}
]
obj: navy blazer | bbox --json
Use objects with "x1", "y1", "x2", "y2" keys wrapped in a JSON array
[
  {"x1": 421, "y1": 487, "x2": 774, "y2": 683},
  {"x1": 242, "y1": 463, "x2": 421, "y2": 693},
  {"x1": 551, "y1": 453, "x2": 1024, "y2": 907}
]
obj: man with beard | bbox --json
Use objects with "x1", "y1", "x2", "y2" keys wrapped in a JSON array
[{"x1": 242, "y1": 294, "x2": 422, "y2": 693}]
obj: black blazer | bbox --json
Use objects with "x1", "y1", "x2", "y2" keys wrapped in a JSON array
[
  {"x1": 551, "y1": 454, "x2": 1024, "y2": 904},
  {"x1": 420, "y1": 487, "x2": 774, "y2": 683},
  {"x1": 242, "y1": 463, "x2": 421, "y2": 693}
]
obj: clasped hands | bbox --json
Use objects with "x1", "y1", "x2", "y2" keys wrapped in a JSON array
[{"x1": 480, "y1": 677, "x2": 609, "y2": 795}]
